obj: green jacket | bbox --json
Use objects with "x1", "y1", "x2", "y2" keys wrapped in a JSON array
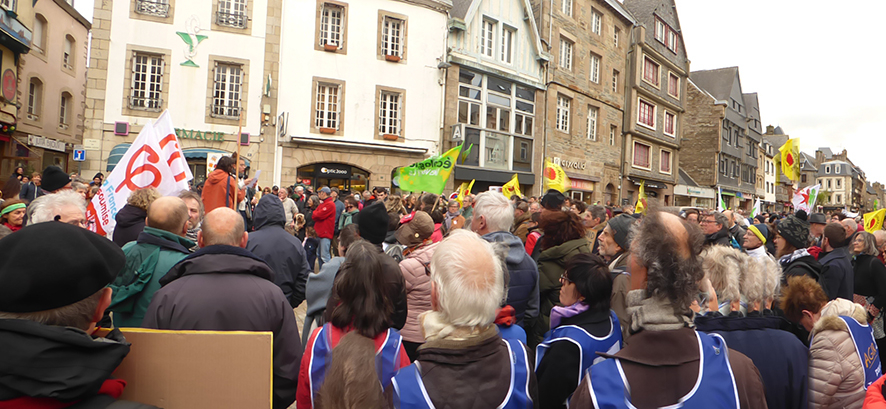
[
  {"x1": 338, "y1": 209, "x2": 359, "y2": 230},
  {"x1": 533, "y1": 237, "x2": 591, "y2": 343},
  {"x1": 108, "y1": 226, "x2": 195, "y2": 328}
]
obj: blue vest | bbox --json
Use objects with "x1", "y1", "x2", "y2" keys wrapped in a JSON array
[
  {"x1": 536, "y1": 310, "x2": 623, "y2": 384},
  {"x1": 497, "y1": 323, "x2": 528, "y2": 344},
  {"x1": 391, "y1": 338, "x2": 531, "y2": 409},
  {"x1": 586, "y1": 331, "x2": 739, "y2": 409},
  {"x1": 308, "y1": 324, "x2": 403, "y2": 407},
  {"x1": 839, "y1": 316, "x2": 882, "y2": 389}
]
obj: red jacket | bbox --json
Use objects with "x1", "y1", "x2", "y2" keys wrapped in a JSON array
[{"x1": 312, "y1": 197, "x2": 336, "y2": 239}]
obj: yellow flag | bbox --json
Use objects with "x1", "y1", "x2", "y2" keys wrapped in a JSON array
[
  {"x1": 635, "y1": 180, "x2": 648, "y2": 215},
  {"x1": 455, "y1": 179, "x2": 475, "y2": 206},
  {"x1": 502, "y1": 174, "x2": 523, "y2": 199},
  {"x1": 864, "y1": 209, "x2": 886, "y2": 233},
  {"x1": 779, "y1": 138, "x2": 800, "y2": 182},
  {"x1": 543, "y1": 159, "x2": 570, "y2": 193}
]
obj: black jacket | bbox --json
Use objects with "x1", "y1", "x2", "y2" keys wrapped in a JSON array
[
  {"x1": 247, "y1": 195, "x2": 311, "y2": 307},
  {"x1": 854, "y1": 254, "x2": 886, "y2": 309},
  {"x1": 704, "y1": 228, "x2": 733, "y2": 248},
  {"x1": 144, "y1": 245, "x2": 302, "y2": 409},
  {"x1": 819, "y1": 246, "x2": 854, "y2": 300},
  {"x1": 0, "y1": 319, "x2": 157, "y2": 408},
  {"x1": 18, "y1": 181, "x2": 42, "y2": 201},
  {"x1": 112, "y1": 205, "x2": 147, "y2": 247}
]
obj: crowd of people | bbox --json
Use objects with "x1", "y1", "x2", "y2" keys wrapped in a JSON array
[{"x1": 5, "y1": 159, "x2": 886, "y2": 409}]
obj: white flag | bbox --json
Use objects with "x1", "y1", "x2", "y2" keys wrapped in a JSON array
[
  {"x1": 153, "y1": 110, "x2": 193, "y2": 190},
  {"x1": 792, "y1": 184, "x2": 821, "y2": 213}
]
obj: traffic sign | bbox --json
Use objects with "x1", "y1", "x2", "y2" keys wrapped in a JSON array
[{"x1": 73, "y1": 149, "x2": 86, "y2": 162}]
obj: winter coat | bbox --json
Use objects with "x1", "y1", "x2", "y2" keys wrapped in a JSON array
[
  {"x1": 864, "y1": 375, "x2": 886, "y2": 409},
  {"x1": 704, "y1": 227, "x2": 733, "y2": 248},
  {"x1": 512, "y1": 212, "x2": 532, "y2": 242},
  {"x1": 280, "y1": 197, "x2": 298, "y2": 225},
  {"x1": 109, "y1": 226, "x2": 195, "y2": 328},
  {"x1": 304, "y1": 257, "x2": 342, "y2": 343},
  {"x1": 0, "y1": 319, "x2": 157, "y2": 408},
  {"x1": 332, "y1": 199, "x2": 344, "y2": 234},
  {"x1": 112, "y1": 204, "x2": 147, "y2": 247},
  {"x1": 808, "y1": 298, "x2": 868, "y2": 409},
  {"x1": 398, "y1": 242, "x2": 439, "y2": 343},
  {"x1": 854, "y1": 254, "x2": 886, "y2": 310},
  {"x1": 820, "y1": 247, "x2": 855, "y2": 300},
  {"x1": 312, "y1": 197, "x2": 336, "y2": 239},
  {"x1": 143, "y1": 245, "x2": 303, "y2": 409},
  {"x1": 535, "y1": 237, "x2": 591, "y2": 343},
  {"x1": 483, "y1": 231, "x2": 539, "y2": 327},
  {"x1": 696, "y1": 312, "x2": 809, "y2": 409},
  {"x1": 18, "y1": 181, "x2": 41, "y2": 201},
  {"x1": 248, "y1": 194, "x2": 312, "y2": 308},
  {"x1": 609, "y1": 252, "x2": 632, "y2": 339},
  {"x1": 430, "y1": 223, "x2": 443, "y2": 243},
  {"x1": 783, "y1": 254, "x2": 824, "y2": 281},
  {"x1": 201, "y1": 168, "x2": 243, "y2": 214}
]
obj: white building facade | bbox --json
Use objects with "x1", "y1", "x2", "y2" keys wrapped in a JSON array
[{"x1": 763, "y1": 140, "x2": 776, "y2": 206}]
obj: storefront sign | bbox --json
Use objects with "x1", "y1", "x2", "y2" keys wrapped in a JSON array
[
  {"x1": 570, "y1": 179, "x2": 595, "y2": 191},
  {"x1": 28, "y1": 135, "x2": 65, "y2": 152},
  {"x1": 175, "y1": 128, "x2": 225, "y2": 142},
  {"x1": 83, "y1": 138, "x2": 102, "y2": 151},
  {"x1": 553, "y1": 157, "x2": 587, "y2": 170},
  {"x1": 674, "y1": 184, "x2": 716, "y2": 199},
  {"x1": 316, "y1": 163, "x2": 351, "y2": 178}
]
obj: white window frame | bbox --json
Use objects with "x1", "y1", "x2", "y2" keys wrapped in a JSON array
[
  {"x1": 32, "y1": 15, "x2": 44, "y2": 53},
  {"x1": 58, "y1": 93, "x2": 70, "y2": 129},
  {"x1": 663, "y1": 111, "x2": 676, "y2": 137},
  {"x1": 559, "y1": 37, "x2": 573, "y2": 70},
  {"x1": 319, "y1": 3, "x2": 344, "y2": 48},
  {"x1": 591, "y1": 10, "x2": 602, "y2": 35},
  {"x1": 654, "y1": 19, "x2": 664, "y2": 43},
  {"x1": 660, "y1": 149, "x2": 672, "y2": 174},
  {"x1": 614, "y1": 26, "x2": 619, "y2": 47},
  {"x1": 632, "y1": 141, "x2": 651, "y2": 170},
  {"x1": 609, "y1": 125, "x2": 616, "y2": 146},
  {"x1": 589, "y1": 53, "x2": 600, "y2": 83},
  {"x1": 642, "y1": 55, "x2": 659, "y2": 87},
  {"x1": 130, "y1": 52, "x2": 164, "y2": 111},
  {"x1": 611, "y1": 69, "x2": 618, "y2": 93},
  {"x1": 556, "y1": 95, "x2": 570, "y2": 133},
  {"x1": 836, "y1": 165, "x2": 841, "y2": 173},
  {"x1": 381, "y1": 16, "x2": 404, "y2": 58},
  {"x1": 501, "y1": 25, "x2": 515, "y2": 64},
  {"x1": 587, "y1": 106, "x2": 598, "y2": 140},
  {"x1": 27, "y1": 79, "x2": 41, "y2": 119},
  {"x1": 211, "y1": 63, "x2": 242, "y2": 119},
  {"x1": 378, "y1": 90, "x2": 401, "y2": 136},
  {"x1": 315, "y1": 82, "x2": 340, "y2": 130},
  {"x1": 561, "y1": 0, "x2": 572, "y2": 17},
  {"x1": 63, "y1": 37, "x2": 73, "y2": 70},
  {"x1": 480, "y1": 19, "x2": 495, "y2": 57},
  {"x1": 637, "y1": 98, "x2": 656, "y2": 129},
  {"x1": 836, "y1": 178, "x2": 842, "y2": 189},
  {"x1": 0, "y1": 0, "x2": 16, "y2": 13},
  {"x1": 668, "y1": 72, "x2": 680, "y2": 98},
  {"x1": 825, "y1": 165, "x2": 831, "y2": 174},
  {"x1": 217, "y1": 0, "x2": 247, "y2": 28}
]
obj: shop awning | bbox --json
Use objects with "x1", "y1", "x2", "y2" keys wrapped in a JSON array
[
  {"x1": 107, "y1": 144, "x2": 249, "y2": 172},
  {"x1": 106, "y1": 143, "x2": 131, "y2": 172}
]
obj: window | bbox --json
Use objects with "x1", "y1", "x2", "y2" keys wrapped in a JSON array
[
  {"x1": 315, "y1": 82, "x2": 340, "y2": 130},
  {"x1": 589, "y1": 54, "x2": 600, "y2": 83},
  {"x1": 561, "y1": 0, "x2": 572, "y2": 17},
  {"x1": 556, "y1": 95, "x2": 570, "y2": 132},
  {"x1": 719, "y1": 156, "x2": 727, "y2": 175},
  {"x1": 611, "y1": 70, "x2": 619, "y2": 93},
  {"x1": 136, "y1": 0, "x2": 170, "y2": 18},
  {"x1": 480, "y1": 19, "x2": 495, "y2": 57},
  {"x1": 130, "y1": 52, "x2": 164, "y2": 111},
  {"x1": 827, "y1": 179, "x2": 832, "y2": 189},
  {"x1": 378, "y1": 91, "x2": 401, "y2": 137},
  {"x1": 32, "y1": 15, "x2": 46, "y2": 53},
  {"x1": 58, "y1": 92, "x2": 71, "y2": 129},
  {"x1": 614, "y1": 26, "x2": 620, "y2": 47},
  {"x1": 319, "y1": 3, "x2": 344, "y2": 48},
  {"x1": 485, "y1": 76, "x2": 511, "y2": 132},
  {"x1": 660, "y1": 150, "x2": 672, "y2": 174},
  {"x1": 836, "y1": 178, "x2": 842, "y2": 188},
  {"x1": 485, "y1": 131, "x2": 509, "y2": 170},
  {"x1": 63, "y1": 36, "x2": 74, "y2": 70},
  {"x1": 654, "y1": 17, "x2": 678, "y2": 53},
  {"x1": 643, "y1": 56, "x2": 659, "y2": 86},
  {"x1": 211, "y1": 63, "x2": 242, "y2": 119},
  {"x1": 837, "y1": 194, "x2": 842, "y2": 203},
  {"x1": 663, "y1": 111, "x2": 676, "y2": 136},
  {"x1": 458, "y1": 70, "x2": 482, "y2": 126},
  {"x1": 559, "y1": 37, "x2": 573, "y2": 70},
  {"x1": 591, "y1": 10, "x2": 602, "y2": 35},
  {"x1": 217, "y1": 0, "x2": 247, "y2": 28},
  {"x1": 381, "y1": 16, "x2": 404, "y2": 58},
  {"x1": 514, "y1": 85, "x2": 534, "y2": 137},
  {"x1": 633, "y1": 142, "x2": 651, "y2": 169},
  {"x1": 609, "y1": 125, "x2": 616, "y2": 146},
  {"x1": 638, "y1": 99, "x2": 655, "y2": 128},
  {"x1": 26, "y1": 79, "x2": 42, "y2": 121},
  {"x1": 501, "y1": 26, "x2": 515, "y2": 64},
  {"x1": 825, "y1": 165, "x2": 831, "y2": 174},
  {"x1": 513, "y1": 136, "x2": 533, "y2": 172},
  {"x1": 836, "y1": 165, "x2": 841, "y2": 173},
  {"x1": 0, "y1": 0, "x2": 16, "y2": 13},
  {"x1": 668, "y1": 73, "x2": 679, "y2": 98},
  {"x1": 801, "y1": 174, "x2": 807, "y2": 183},
  {"x1": 587, "y1": 106, "x2": 598, "y2": 140}
]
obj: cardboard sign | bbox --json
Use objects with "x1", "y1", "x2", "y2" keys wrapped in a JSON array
[{"x1": 102, "y1": 328, "x2": 272, "y2": 409}]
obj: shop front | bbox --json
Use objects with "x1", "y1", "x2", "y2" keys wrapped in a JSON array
[
  {"x1": 567, "y1": 178, "x2": 596, "y2": 205},
  {"x1": 625, "y1": 177, "x2": 671, "y2": 207},
  {"x1": 295, "y1": 163, "x2": 369, "y2": 193},
  {"x1": 1, "y1": 135, "x2": 69, "y2": 178},
  {"x1": 674, "y1": 184, "x2": 716, "y2": 209}
]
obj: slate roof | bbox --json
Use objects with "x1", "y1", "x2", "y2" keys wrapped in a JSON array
[
  {"x1": 451, "y1": 0, "x2": 471, "y2": 19},
  {"x1": 678, "y1": 169, "x2": 698, "y2": 187},
  {"x1": 689, "y1": 67, "x2": 738, "y2": 102}
]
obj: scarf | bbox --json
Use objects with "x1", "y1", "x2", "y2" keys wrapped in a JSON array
[
  {"x1": 444, "y1": 210, "x2": 460, "y2": 230},
  {"x1": 550, "y1": 302, "x2": 590, "y2": 329},
  {"x1": 494, "y1": 305, "x2": 516, "y2": 327},
  {"x1": 2, "y1": 222, "x2": 21, "y2": 233},
  {"x1": 779, "y1": 247, "x2": 811, "y2": 266},
  {"x1": 745, "y1": 245, "x2": 768, "y2": 261},
  {"x1": 626, "y1": 289, "x2": 694, "y2": 334}
]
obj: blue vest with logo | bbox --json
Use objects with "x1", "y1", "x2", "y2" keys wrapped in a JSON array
[
  {"x1": 391, "y1": 338, "x2": 531, "y2": 409},
  {"x1": 536, "y1": 310, "x2": 623, "y2": 383},
  {"x1": 839, "y1": 316, "x2": 882, "y2": 389},
  {"x1": 586, "y1": 331, "x2": 739, "y2": 409},
  {"x1": 308, "y1": 324, "x2": 403, "y2": 407}
]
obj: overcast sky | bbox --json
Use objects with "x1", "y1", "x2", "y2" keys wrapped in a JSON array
[{"x1": 676, "y1": 0, "x2": 886, "y2": 184}]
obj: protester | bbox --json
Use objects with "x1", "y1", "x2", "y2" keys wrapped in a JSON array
[
  {"x1": 388, "y1": 230, "x2": 537, "y2": 407},
  {"x1": 0, "y1": 199, "x2": 26, "y2": 232},
  {"x1": 201, "y1": 156, "x2": 243, "y2": 214},
  {"x1": 684, "y1": 208, "x2": 700, "y2": 223},
  {"x1": 330, "y1": 187, "x2": 345, "y2": 233},
  {"x1": 72, "y1": 181, "x2": 88, "y2": 199},
  {"x1": 442, "y1": 199, "x2": 464, "y2": 233},
  {"x1": 338, "y1": 196, "x2": 359, "y2": 231},
  {"x1": 395, "y1": 211, "x2": 438, "y2": 360},
  {"x1": 819, "y1": 222, "x2": 854, "y2": 300},
  {"x1": 536, "y1": 253, "x2": 621, "y2": 409},
  {"x1": 143, "y1": 207, "x2": 302, "y2": 409},
  {"x1": 278, "y1": 187, "x2": 298, "y2": 234},
  {"x1": 108, "y1": 197, "x2": 194, "y2": 327},
  {"x1": 512, "y1": 201, "x2": 531, "y2": 241},
  {"x1": 776, "y1": 213, "x2": 822, "y2": 280},
  {"x1": 248, "y1": 194, "x2": 311, "y2": 308},
  {"x1": 314, "y1": 332, "x2": 387, "y2": 409},
  {"x1": 842, "y1": 218, "x2": 859, "y2": 239},
  {"x1": 365, "y1": 186, "x2": 387, "y2": 207},
  {"x1": 403, "y1": 193, "x2": 416, "y2": 214},
  {"x1": 809, "y1": 212, "x2": 828, "y2": 247},
  {"x1": 294, "y1": 185, "x2": 307, "y2": 214},
  {"x1": 18, "y1": 172, "x2": 41, "y2": 201},
  {"x1": 312, "y1": 187, "x2": 336, "y2": 269},
  {"x1": 850, "y1": 231, "x2": 886, "y2": 357},
  {"x1": 26, "y1": 190, "x2": 87, "y2": 226},
  {"x1": 875, "y1": 230, "x2": 886, "y2": 265},
  {"x1": 9, "y1": 165, "x2": 23, "y2": 181},
  {"x1": 701, "y1": 211, "x2": 734, "y2": 248},
  {"x1": 0, "y1": 222, "x2": 158, "y2": 408},
  {"x1": 112, "y1": 187, "x2": 160, "y2": 247},
  {"x1": 724, "y1": 210, "x2": 746, "y2": 249},
  {"x1": 471, "y1": 191, "x2": 539, "y2": 330},
  {"x1": 40, "y1": 165, "x2": 72, "y2": 193},
  {"x1": 235, "y1": 157, "x2": 257, "y2": 231},
  {"x1": 781, "y1": 275, "x2": 877, "y2": 408},
  {"x1": 581, "y1": 205, "x2": 606, "y2": 253},
  {"x1": 299, "y1": 241, "x2": 410, "y2": 409},
  {"x1": 597, "y1": 214, "x2": 636, "y2": 328},
  {"x1": 700, "y1": 245, "x2": 744, "y2": 316},
  {"x1": 570, "y1": 210, "x2": 768, "y2": 408},
  {"x1": 302, "y1": 194, "x2": 320, "y2": 267},
  {"x1": 91, "y1": 172, "x2": 104, "y2": 186},
  {"x1": 303, "y1": 224, "x2": 360, "y2": 344},
  {"x1": 179, "y1": 190, "x2": 204, "y2": 245},
  {"x1": 745, "y1": 222, "x2": 772, "y2": 260}
]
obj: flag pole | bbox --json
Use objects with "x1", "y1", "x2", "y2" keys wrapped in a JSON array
[{"x1": 232, "y1": 108, "x2": 244, "y2": 211}]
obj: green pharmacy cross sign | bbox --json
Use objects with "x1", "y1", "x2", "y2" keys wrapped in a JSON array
[{"x1": 177, "y1": 17, "x2": 208, "y2": 67}]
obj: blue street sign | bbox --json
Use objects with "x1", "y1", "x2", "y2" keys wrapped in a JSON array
[{"x1": 73, "y1": 149, "x2": 86, "y2": 162}]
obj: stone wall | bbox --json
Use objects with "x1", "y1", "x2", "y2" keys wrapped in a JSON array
[{"x1": 680, "y1": 81, "x2": 723, "y2": 188}]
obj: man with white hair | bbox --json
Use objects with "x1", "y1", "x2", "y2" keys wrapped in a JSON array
[
  {"x1": 389, "y1": 229, "x2": 537, "y2": 407},
  {"x1": 26, "y1": 190, "x2": 87, "y2": 227},
  {"x1": 841, "y1": 218, "x2": 858, "y2": 239},
  {"x1": 471, "y1": 191, "x2": 539, "y2": 329}
]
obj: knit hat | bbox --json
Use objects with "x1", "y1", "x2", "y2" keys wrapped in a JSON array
[
  {"x1": 748, "y1": 223, "x2": 769, "y2": 244},
  {"x1": 0, "y1": 222, "x2": 125, "y2": 313},
  {"x1": 607, "y1": 214, "x2": 637, "y2": 251},
  {"x1": 396, "y1": 211, "x2": 434, "y2": 247},
  {"x1": 41, "y1": 166, "x2": 71, "y2": 192},
  {"x1": 777, "y1": 215, "x2": 809, "y2": 250},
  {"x1": 355, "y1": 202, "x2": 389, "y2": 245}
]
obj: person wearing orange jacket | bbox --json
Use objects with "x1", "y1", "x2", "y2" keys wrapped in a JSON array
[{"x1": 201, "y1": 156, "x2": 243, "y2": 214}]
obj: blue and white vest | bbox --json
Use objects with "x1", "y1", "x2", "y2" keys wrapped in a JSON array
[
  {"x1": 536, "y1": 310, "x2": 623, "y2": 384},
  {"x1": 586, "y1": 331, "x2": 739, "y2": 409},
  {"x1": 839, "y1": 316, "x2": 882, "y2": 389},
  {"x1": 308, "y1": 324, "x2": 403, "y2": 408},
  {"x1": 391, "y1": 338, "x2": 531, "y2": 409}
]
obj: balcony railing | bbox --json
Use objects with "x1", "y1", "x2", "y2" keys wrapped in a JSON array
[
  {"x1": 135, "y1": 0, "x2": 170, "y2": 18},
  {"x1": 130, "y1": 96, "x2": 164, "y2": 112},
  {"x1": 211, "y1": 103, "x2": 241, "y2": 119},
  {"x1": 216, "y1": 11, "x2": 247, "y2": 29}
]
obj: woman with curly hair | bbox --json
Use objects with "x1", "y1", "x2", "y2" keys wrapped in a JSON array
[
  {"x1": 112, "y1": 187, "x2": 161, "y2": 247},
  {"x1": 532, "y1": 210, "x2": 591, "y2": 346}
]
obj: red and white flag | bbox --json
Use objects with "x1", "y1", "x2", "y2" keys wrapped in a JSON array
[{"x1": 153, "y1": 110, "x2": 193, "y2": 190}]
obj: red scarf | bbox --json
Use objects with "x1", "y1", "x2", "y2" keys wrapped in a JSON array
[
  {"x1": 2, "y1": 222, "x2": 21, "y2": 233},
  {"x1": 494, "y1": 305, "x2": 516, "y2": 327}
]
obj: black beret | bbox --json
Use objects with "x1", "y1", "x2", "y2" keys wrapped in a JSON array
[
  {"x1": 356, "y1": 202, "x2": 389, "y2": 245},
  {"x1": 0, "y1": 222, "x2": 124, "y2": 313},
  {"x1": 41, "y1": 166, "x2": 71, "y2": 192}
]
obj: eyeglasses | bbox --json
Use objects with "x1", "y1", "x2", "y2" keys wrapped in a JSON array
[
  {"x1": 559, "y1": 272, "x2": 572, "y2": 285},
  {"x1": 700, "y1": 219, "x2": 714, "y2": 224}
]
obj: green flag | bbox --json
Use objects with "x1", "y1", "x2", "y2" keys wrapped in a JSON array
[{"x1": 394, "y1": 144, "x2": 463, "y2": 194}]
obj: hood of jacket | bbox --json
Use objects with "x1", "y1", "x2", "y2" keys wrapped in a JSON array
[
  {"x1": 812, "y1": 298, "x2": 867, "y2": 335},
  {"x1": 205, "y1": 168, "x2": 232, "y2": 187},
  {"x1": 114, "y1": 204, "x2": 147, "y2": 227},
  {"x1": 159, "y1": 244, "x2": 274, "y2": 286},
  {"x1": 253, "y1": 194, "x2": 285, "y2": 230},
  {"x1": 483, "y1": 231, "x2": 528, "y2": 265},
  {"x1": 0, "y1": 319, "x2": 130, "y2": 401}
]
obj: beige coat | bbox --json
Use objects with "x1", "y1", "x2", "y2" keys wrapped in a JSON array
[
  {"x1": 809, "y1": 298, "x2": 869, "y2": 409},
  {"x1": 398, "y1": 242, "x2": 439, "y2": 343}
]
